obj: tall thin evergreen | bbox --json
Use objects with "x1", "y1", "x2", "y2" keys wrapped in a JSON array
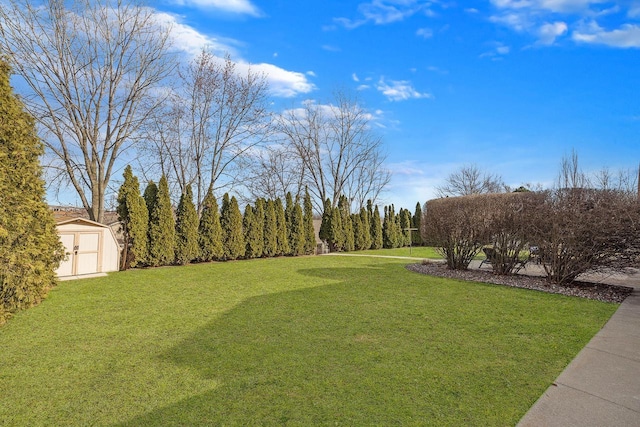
[
  {"x1": 147, "y1": 175, "x2": 175, "y2": 266},
  {"x1": 244, "y1": 204, "x2": 264, "y2": 259},
  {"x1": 400, "y1": 208, "x2": 412, "y2": 247},
  {"x1": 371, "y1": 205, "x2": 383, "y2": 249},
  {"x1": 412, "y1": 202, "x2": 423, "y2": 246},
  {"x1": 352, "y1": 213, "x2": 366, "y2": 250},
  {"x1": 220, "y1": 194, "x2": 245, "y2": 260},
  {"x1": 143, "y1": 181, "x2": 158, "y2": 215},
  {"x1": 303, "y1": 188, "x2": 316, "y2": 255},
  {"x1": 339, "y1": 195, "x2": 354, "y2": 251},
  {"x1": 289, "y1": 202, "x2": 305, "y2": 256},
  {"x1": 174, "y1": 185, "x2": 199, "y2": 265},
  {"x1": 383, "y1": 206, "x2": 393, "y2": 248},
  {"x1": 319, "y1": 198, "x2": 332, "y2": 242},
  {"x1": 359, "y1": 207, "x2": 372, "y2": 250},
  {"x1": 198, "y1": 188, "x2": 223, "y2": 261},
  {"x1": 0, "y1": 60, "x2": 64, "y2": 323},
  {"x1": 274, "y1": 198, "x2": 290, "y2": 256},
  {"x1": 329, "y1": 206, "x2": 344, "y2": 251},
  {"x1": 116, "y1": 165, "x2": 148, "y2": 269},
  {"x1": 253, "y1": 198, "x2": 266, "y2": 257},
  {"x1": 263, "y1": 199, "x2": 278, "y2": 257}
]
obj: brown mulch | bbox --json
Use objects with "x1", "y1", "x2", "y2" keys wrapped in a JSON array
[{"x1": 406, "y1": 262, "x2": 633, "y2": 303}]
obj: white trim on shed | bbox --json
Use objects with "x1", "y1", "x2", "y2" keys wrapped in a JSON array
[{"x1": 56, "y1": 218, "x2": 120, "y2": 278}]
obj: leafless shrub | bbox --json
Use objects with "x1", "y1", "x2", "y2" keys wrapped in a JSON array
[
  {"x1": 422, "y1": 195, "x2": 492, "y2": 270},
  {"x1": 435, "y1": 164, "x2": 507, "y2": 198},
  {"x1": 530, "y1": 188, "x2": 640, "y2": 284}
]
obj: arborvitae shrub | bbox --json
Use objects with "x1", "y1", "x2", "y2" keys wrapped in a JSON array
[
  {"x1": 198, "y1": 189, "x2": 223, "y2": 262},
  {"x1": 263, "y1": 199, "x2": 278, "y2": 257},
  {"x1": 339, "y1": 195, "x2": 354, "y2": 252},
  {"x1": 116, "y1": 165, "x2": 148, "y2": 269},
  {"x1": 0, "y1": 60, "x2": 64, "y2": 324},
  {"x1": 252, "y1": 198, "x2": 266, "y2": 257},
  {"x1": 174, "y1": 185, "x2": 199, "y2": 265},
  {"x1": 400, "y1": 208, "x2": 412, "y2": 247},
  {"x1": 221, "y1": 194, "x2": 245, "y2": 260},
  {"x1": 289, "y1": 202, "x2": 305, "y2": 256},
  {"x1": 147, "y1": 175, "x2": 175, "y2": 266},
  {"x1": 244, "y1": 204, "x2": 264, "y2": 259},
  {"x1": 143, "y1": 181, "x2": 158, "y2": 216},
  {"x1": 319, "y1": 198, "x2": 332, "y2": 242},
  {"x1": 329, "y1": 206, "x2": 344, "y2": 251},
  {"x1": 412, "y1": 202, "x2": 423, "y2": 246},
  {"x1": 359, "y1": 207, "x2": 372, "y2": 250},
  {"x1": 371, "y1": 205, "x2": 383, "y2": 249},
  {"x1": 274, "y1": 198, "x2": 290, "y2": 256},
  {"x1": 352, "y1": 213, "x2": 366, "y2": 250},
  {"x1": 303, "y1": 188, "x2": 316, "y2": 255}
]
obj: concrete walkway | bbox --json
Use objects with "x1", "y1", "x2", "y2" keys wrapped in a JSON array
[{"x1": 517, "y1": 274, "x2": 640, "y2": 427}]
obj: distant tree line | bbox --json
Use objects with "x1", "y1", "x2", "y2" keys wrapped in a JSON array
[{"x1": 319, "y1": 198, "x2": 424, "y2": 253}]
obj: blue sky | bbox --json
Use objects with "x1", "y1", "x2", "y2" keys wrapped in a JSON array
[{"x1": 62, "y1": 1, "x2": 640, "y2": 209}]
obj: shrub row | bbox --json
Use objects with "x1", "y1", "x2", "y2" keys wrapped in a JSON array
[
  {"x1": 117, "y1": 169, "x2": 317, "y2": 269},
  {"x1": 422, "y1": 190, "x2": 640, "y2": 284}
]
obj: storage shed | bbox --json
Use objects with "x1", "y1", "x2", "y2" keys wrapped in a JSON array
[{"x1": 56, "y1": 218, "x2": 121, "y2": 278}]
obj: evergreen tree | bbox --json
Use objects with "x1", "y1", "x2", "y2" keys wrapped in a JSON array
[
  {"x1": 263, "y1": 199, "x2": 278, "y2": 257},
  {"x1": 143, "y1": 181, "x2": 158, "y2": 215},
  {"x1": 252, "y1": 198, "x2": 265, "y2": 258},
  {"x1": 371, "y1": 205, "x2": 383, "y2": 249},
  {"x1": 285, "y1": 192, "x2": 294, "y2": 244},
  {"x1": 244, "y1": 204, "x2": 264, "y2": 259},
  {"x1": 147, "y1": 175, "x2": 175, "y2": 266},
  {"x1": 329, "y1": 206, "x2": 344, "y2": 251},
  {"x1": 174, "y1": 185, "x2": 199, "y2": 265},
  {"x1": 303, "y1": 187, "x2": 316, "y2": 255},
  {"x1": 0, "y1": 60, "x2": 64, "y2": 323},
  {"x1": 198, "y1": 188, "x2": 223, "y2": 261},
  {"x1": 352, "y1": 213, "x2": 366, "y2": 250},
  {"x1": 319, "y1": 198, "x2": 332, "y2": 242},
  {"x1": 383, "y1": 206, "x2": 393, "y2": 249},
  {"x1": 359, "y1": 207, "x2": 372, "y2": 250},
  {"x1": 274, "y1": 198, "x2": 290, "y2": 256},
  {"x1": 220, "y1": 194, "x2": 245, "y2": 260},
  {"x1": 116, "y1": 165, "x2": 148, "y2": 269},
  {"x1": 289, "y1": 202, "x2": 305, "y2": 256},
  {"x1": 412, "y1": 202, "x2": 423, "y2": 246},
  {"x1": 338, "y1": 195, "x2": 354, "y2": 251},
  {"x1": 400, "y1": 207, "x2": 412, "y2": 247},
  {"x1": 390, "y1": 205, "x2": 401, "y2": 248}
]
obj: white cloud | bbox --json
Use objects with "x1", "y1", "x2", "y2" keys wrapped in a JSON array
[
  {"x1": 246, "y1": 62, "x2": 317, "y2": 97},
  {"x1": 480, "y1": 42, "x2": 511, "y2": 58},
  {"x1": 630, "y1": 4, "x2": 640, "y2": 17},
  {"x1": 573, "y1": 22, "x2": 640, "y2": 47},
  {"x1": 155, "y1": 12, "x2": 315, "y2": 98},
  {"x1": 170, "y1": 0, "x2": 261, "y2": 16},
  {"x1": 376, "y1": 78, "x2": 432, "y2": 101},
  {"x1": 416, "y1": 27, "x2": 433, "y2": 38},
  {"x1": 335, "y1": 0, "x2": 437, "y2": 29},
  {"x1": 538, "y1": 21, "x2": 568, "y2": 44},
  {"x1": 352, "y1": 73, "x2": 360, "y2": 82}
]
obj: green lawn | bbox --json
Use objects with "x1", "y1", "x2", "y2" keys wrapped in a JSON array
[
  {"x1": 353, "y1": 246, "x2": 443, "y2": 258},
  {"x1": 0, "y1": 256, "x2": 617, "y2": 426}
]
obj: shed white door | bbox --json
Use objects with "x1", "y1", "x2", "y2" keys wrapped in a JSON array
[{"x1": 58, "y1": 232, "x2": 102, "y2": 276}]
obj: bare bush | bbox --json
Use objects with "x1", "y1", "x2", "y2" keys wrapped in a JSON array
[
  {"x1": 530, "y1": 188, "x2": 640, "y2": 284},
  {"x1": 422, "y1": 196, "x2": 492, "y2": 270},
  {"x1": 483, "y1": 192, "x2": 545, "y2": 275}
]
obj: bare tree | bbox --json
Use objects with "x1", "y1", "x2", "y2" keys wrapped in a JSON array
[
  {"x1": 277, "y1": 91, "x2": 390, "y2": 212},
  {"x1": 557, "y1": 149, "x2": 588, "y2": 189},
  {"x1": 143, "y1": 51, "x2": 271, "y2": 212},
  {"x1": 0, "y1": 0, "x2": 174, "y2": 222},
  {"x1": 241, "y1": 143, "x2": 306, "y2": 203},
  {"x1": 436, "y1": 164, "x2": 506, "y2": 197}
]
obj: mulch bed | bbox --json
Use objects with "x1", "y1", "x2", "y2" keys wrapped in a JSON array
[{"x1": 406, "y1": 262, "x2": 634, "y2": 303}]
